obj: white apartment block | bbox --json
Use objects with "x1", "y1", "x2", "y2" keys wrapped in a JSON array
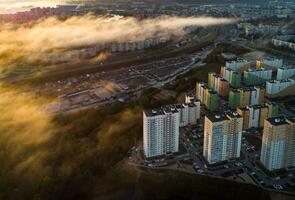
[
  {"x1": 187, "y1": 101, "x2": 201, "y2": 125},
  {"x1": 249, "y1": 105, "x2": 261, "y2": 128},
  {"x1": 185, "y1": 94, "x2": 195, "y2": 104},
  {"x1": 266, "y1": 79, "x2": 295, "y2": 95},
  {"x1": 143, "y1": 106, "x2": 180, "y2": 158},
  {"x1": 225, "y1": 59, "x2": 250, "y2": 70},
  {"x1": 257, "y1": 58, "x2": 283, "y2": 69},
  {"x1": 250, "y1": 86, "x2": 263, "y2": 105},
  {"x1": 203, "y1": 112, "x2": 243, "y2": 164},
  {"x1": 176, "y1": 104, "x2": 189, "y2": 127},
  {"x1": 196, "y1": 82, "x2": 207, "y2": 104},
  {"x1": 277, "y1": 67, "x2": 295, "y2": 80},
  {"x1": 260, "y1": 116, "x2": 295, "y2": 171}
]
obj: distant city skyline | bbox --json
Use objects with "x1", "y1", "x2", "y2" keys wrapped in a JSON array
[{"x1": 1, "y1": 0, "x2": 295, "y2": 14}]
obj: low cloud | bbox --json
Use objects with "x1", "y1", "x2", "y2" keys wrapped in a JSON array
[{"x1": 0, "y1": 14, "x2": 237, "y2": 72}]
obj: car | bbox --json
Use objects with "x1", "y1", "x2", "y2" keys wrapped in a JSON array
[
  {"x1": 197, "y1": 169, "x2": 204, "y2": 173},
  {"x1": 275, "y1": 176, "x2": 280, "y2": 180},
  {"x1": 194, "y1": 165, "x2": 200, "y2": 170},
  {"x1": 224, "y1": 165, "x2": 229, "y2": 169},
  {"x1": 273, "y1": 184, "x2": 283, "y2": 190},
  {"x1": 288, "y1": 174, "x2": 294, "y2": 177}
]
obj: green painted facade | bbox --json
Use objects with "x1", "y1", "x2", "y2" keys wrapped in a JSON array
[
  {"x1": 269, "y1": 103, "x2": 279, "y2": 117},
  {"x1": 244, "y1": 72, "x2": 267, "y2": 86},
  {"x1": 206, "y1": 91, "x2": 218, "y2": 112},
  {"x1": 230, "y1": 72, "x2": 241, "y2": 88},
  {"x1": 229, "y1": 90, "x2": 241, "y2": 109}
]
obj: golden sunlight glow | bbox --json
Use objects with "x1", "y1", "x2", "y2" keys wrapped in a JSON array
[{"x1": 0, "y1": 0, "x2": 67, "y2": 14}]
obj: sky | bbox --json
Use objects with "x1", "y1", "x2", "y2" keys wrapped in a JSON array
[{"x1": 0, "y1": 0, "x2": 68, "y2": 14}]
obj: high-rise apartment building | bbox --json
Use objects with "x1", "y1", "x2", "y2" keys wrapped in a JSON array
[
  {"x1": 196, "y1": 82, "x2": 207, "y2": 103},
  {"x1": 218, "y1": 78, "x2": 230, "y2": 97},
  {"x1": 229, "y1": 86, "x2": 265, "y2": 109},
  {"x1": 205, "y1": 89, "x2": 218, "y2": 112},
  {"x1": 223, "y1": 68, "x2": 242, "y2": 88},
  {"x1": 203, "y1": 112, "x2": 243, "y2": 164},
  {"x1": 229, "y1": 89, "x2": 241, "y2": 109},
  {"x1": 143, "y1": 107, "x2": 180, "y2": 158},
  {"x1": 237, "y1": 103, "x2": 278, "y2": 130},
  {"x1": 260, "y1": 116, "x2": 295, "y2": 171}
]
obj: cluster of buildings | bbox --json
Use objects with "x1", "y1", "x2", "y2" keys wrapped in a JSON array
[
  {"x1": 266, "y1": 79, "x2": 295, "y2": 96},
  {"x1": 195, "y1": 82, "x2": 218, "y2": 112},
  {"x1": 237, "y1": 23, "x2": 280, "y2": 36},
  {"x1": 230, "y1": 3, "x2": 295, "y2": 19},
  {"x1": 243, "y1": 68, "x2": 272, "y2": 85},
  {"x1": 143, "y1": 103, "x2": 295, "y2": 171},
  {"x1": 264, "y1": 64, "x2": 295, "y2": 97},
  {"x1": 143, "y1": 55, "x2": 295, "y2": 172},
  {"x1": 143, "y1": 101, "x2": 200, "y2": 158},
  {"x1": 228, "y1": 86, "x2": 265, "y2": 109},
  {"x1": 204, "y1": 112, "x2": 295, "y2": 172},
  {"x1": 237, "y1": 103, "x2": 278, "y2": 130},
  {"x1": 38, "y1": 37, "x2": 170, "y2": 63},
  {"x1": 272, "y1": 35, "x2": 295, "y2": 52},
  {"x1": 203, "y1": 57, "x2": 295, "y2": 98}
]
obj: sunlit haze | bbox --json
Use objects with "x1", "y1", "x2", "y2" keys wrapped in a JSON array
[
  {"x1": 0, "y1": 0, "x2": 67, "y2": 14},
  {"x1": 0, "y1": 0, "x2": 295, "y2": 199}
]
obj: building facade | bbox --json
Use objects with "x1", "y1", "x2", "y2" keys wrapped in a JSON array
[
  {"x1": 203, "y1": 112, "x2": 243, "y2": 164},
  {"x1": 260, "y1": 116, "x2": 295, "y2": 171},
  {"x1": 143, "y1": 107, "x2": 180, "y2": 158}
]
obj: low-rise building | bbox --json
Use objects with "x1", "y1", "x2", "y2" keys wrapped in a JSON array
[
  {"x1": 266, "y1": 79, "x2": 295, "y2": 95},
  {"x1": 244, "y1": 68, "x2": 272, "y2": 85},
  {"x1": 277, "y1": 67, "x2": 295, "y2": 80}
]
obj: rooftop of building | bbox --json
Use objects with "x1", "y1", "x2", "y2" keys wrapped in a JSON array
[
  {"x1": 278, "y1": 66, "x2": 295, "y2": 70},
  {"x1": 226, "y1": 111, "x2": 242, "y2": 119},
  {"x1": 206, "y1": 113, "x2": 228, "y2": 122},
  {"x1": 266, "y1": 102, "x2": 278, "y2": 106},
  {"x1": 240, "y1": 87, "x2": 251, "y2": 91},
  {"x1": 163, "y1": 105, "x2": 179, "y2": 114},
  {"x1": 196, "y1": 81, "x2": 206, "y2": 85},
  {"x1": 175, "y1": 104, "x2": 185, "y2": 109},
  {"x1": 250, "y1": 104, "x2": 263, "y2": 109},
  {"x1": 187, "y1": 102, "x2": 197, "y2": 107},
  {"x1": 267, "y1": 116, "x2": 289, "y2": 126},
  {"x1": 268, "y1": 79, "x2": 295, "y2": 83},
  {"x1": 144, "y1": 108, "x2": 165, "y2": 117},
  {"x1": 246, "y1": 68, "x2": 272, "y2": 72},
  {"x1": 230, "y1": 88, "x2": 240, "y2": 92},
  {"x1": 237, "y1": 106, "x2": 249, "y2": 111},
  {"x1": 226, "y1": 57, "x2": 248, "y2": 63}
]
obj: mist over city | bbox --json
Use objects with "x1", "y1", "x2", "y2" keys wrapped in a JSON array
[{"x1": 0, "y1": 1, "x2": 295, "y2": 200}]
